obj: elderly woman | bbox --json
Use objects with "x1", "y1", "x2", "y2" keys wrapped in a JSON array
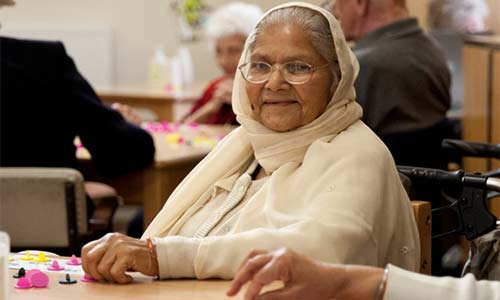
[
  {"x1": 81, "y1": 2, "x2": 419, "y2": 283},
  {"x1": 182, "y1": 2, "x2": 262, "y2": 125}
]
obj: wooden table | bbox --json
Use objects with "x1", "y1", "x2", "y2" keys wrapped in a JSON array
[
  {"x1": 78, "y1": 125, "x2": 235, "y2": 227},
  {"x1": 8, "y1": 269, "x2": 235, "y2": 300},
  {"x1": 96, "y1": 85, "x2": 203, "y2": 121}
]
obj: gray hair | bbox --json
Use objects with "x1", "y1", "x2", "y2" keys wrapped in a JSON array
[
  {"x1": 247, "y1": 6, "x2": 341, "y2": 87},
  {"x1": 205, "y1": 2, "x2": 263, "y2": 41},
  {"x1": 428, "y1": 0, "x2": 489, "y2": 33}
]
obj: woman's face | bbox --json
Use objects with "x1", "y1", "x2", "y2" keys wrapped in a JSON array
[
  {"x1": 245, "y1": 24, "x2": 334, "y2": 132},
  {"x1": 215, "y1": 33, "x2": 247, "y2": 77}
]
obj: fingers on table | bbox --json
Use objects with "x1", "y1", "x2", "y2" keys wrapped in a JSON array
[{"x1": 227, "y1": 250, "x2": 271, "y2": 296}]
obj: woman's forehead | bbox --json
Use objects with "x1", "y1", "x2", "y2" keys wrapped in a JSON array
[{"x1": 250, "y1": 24, "x2": 325, "y2": 63}]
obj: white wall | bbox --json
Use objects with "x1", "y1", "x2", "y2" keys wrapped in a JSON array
[
  {"x1": 0, "y1": 0, "x2": 322, "y2": 88},
  {"x1": 2, "y1": 0, "x2": 453, "y2": 88}
]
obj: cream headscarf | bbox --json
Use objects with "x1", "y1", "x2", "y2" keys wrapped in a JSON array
[{"x1": 144, "y1": 2, "x2": 363, "y2": 237}]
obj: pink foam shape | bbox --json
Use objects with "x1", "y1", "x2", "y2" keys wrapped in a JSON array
[
  {"x1": 26, "y1": 269, "x2": 41, "y2": 279},
  {"x1": 48, "y1": 260, "x2": 65, "y2": 271},
  {"x1": 81, "y1": 275, "x2": 97, "y2": 283},
  {"x1": 15, "y1": 277, "x2": 32, "y2": 289},
  {"x1": 30, "y1": 272, "x2": 49, "y2": 288},
  {"x1": 66, "y1": 255, "x2": 81, "y2": 266}
]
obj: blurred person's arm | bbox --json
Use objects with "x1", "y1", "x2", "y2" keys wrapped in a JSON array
[
  {"x1": 111, "y1": 103, "x2": 143, "y2": 126},
  {"x1": 182, "y1": 77, "x2": 233, "y2": 124},
  {"x1": 55, "y1": 43, "x2": 155, "y2": 177}
]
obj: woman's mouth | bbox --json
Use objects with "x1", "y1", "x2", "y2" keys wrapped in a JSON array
[{"x1": 263, "y1": 100, "x2": 297, "y2": 105}]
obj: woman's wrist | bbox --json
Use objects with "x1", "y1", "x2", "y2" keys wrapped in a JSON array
[
  {"x1": 208, "y1": 99, "x2": 223, "y2": 112},
  {"x1": 146, "y1": 237, "x2": 160, "y2": 278},
  {"x1": 374, "y1": 266, "x2": 389, "y2": 300},
  {"x1": 332, "y1": 265, "x2": 385, "y2": 300}
]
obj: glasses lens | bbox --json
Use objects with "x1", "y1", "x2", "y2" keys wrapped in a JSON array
[
  {"x1": 283, "y1": 61, "x2": 313, "y2": 84},
  {"x1": 242, "y1": 62, "x2": 270, "y2": 83},
  {"x1": 240, "y1": 61, "x2": 315, "y2": 85}
]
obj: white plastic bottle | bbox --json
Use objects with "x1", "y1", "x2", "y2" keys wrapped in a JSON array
[
  {"x1": 0, "y1": 231, "x2": 9, "y2": 300},
  {"x1": 177, "y1": 46, "x2": 194, "y2": 86},
  {"x1": 170, "y1": 56, "x2": 184, "y2": 93},
  {"x1": 149, "y1": 46, "x2": 172, "y2": 91}
]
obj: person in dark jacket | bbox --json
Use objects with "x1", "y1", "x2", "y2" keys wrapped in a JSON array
[
  {"x1": 0, "y1": 36, "x2": 155, "y2": 177},
  {"x1": 331, "y1": 0, "x2": 452, "y2": 170}
]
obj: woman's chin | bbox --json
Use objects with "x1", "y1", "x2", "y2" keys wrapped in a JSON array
[{"x1": 261, "y1": 119, "x2": 300, "y2": 132}]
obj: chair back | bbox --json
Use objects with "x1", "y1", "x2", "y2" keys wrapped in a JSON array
[
  {"x1": 0, "y1": 168, "x2": 88, "y2": 253},
  {"x1": 412, "y1": 201, "x2": 432, "y2": 274}
]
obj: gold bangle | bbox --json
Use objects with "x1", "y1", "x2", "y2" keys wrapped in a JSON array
[
  {"x1": 146, "y1": 237, "x2": 160, "y2": 279},
  {"x1": 375, "y1": 266, "x2": 389, "y2": 300}
]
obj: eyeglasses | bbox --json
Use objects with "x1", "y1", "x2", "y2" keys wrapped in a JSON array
[{"x1": 238, "y1": 61, "x2": 330, "y2": 85}]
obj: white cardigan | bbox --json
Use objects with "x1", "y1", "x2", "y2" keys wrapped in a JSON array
[
  {"x1": 152, "y1": 122, "x2": 420, "y2": 279},
  {"x1": 386, "y1": 264, "x2": 500, "y2": 299}
]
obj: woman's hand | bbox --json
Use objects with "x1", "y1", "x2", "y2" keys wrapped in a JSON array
[
  {"x1": 81, "y1": 233, "x2": 158, "y2": 284},
  {"x1": 227, "y1": 248, "x2": 384, "y2": 300}
]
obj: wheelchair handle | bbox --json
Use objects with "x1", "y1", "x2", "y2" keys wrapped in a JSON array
[
  {"x1": 397, "y1": 166, "x2": 464, "y2": 186},
  {"x1": 442, "y1": 139, "x2": 500, "y2": 159},
  {"x1": 487, "y1": 178, "x2": 500, "y2": 192}
]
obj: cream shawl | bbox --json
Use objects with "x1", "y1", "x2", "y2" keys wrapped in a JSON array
[{"x1": 144, "y1": 2, "x2": 419, "y2": 278}]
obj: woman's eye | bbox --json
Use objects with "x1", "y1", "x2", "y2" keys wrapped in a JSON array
[
  {"x1": 287, "y1": 63, "x2": 310, "y2": 74},
  {"x1": 250, "y1": 62, "x2": 270, "y2": 73}
]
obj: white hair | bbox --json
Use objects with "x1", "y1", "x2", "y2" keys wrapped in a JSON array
[
  {"x1": 205, "y1": 2, "x2": 263, "y2": 41},
  {"x1": 428, "y1": 0, "x2": 490, "y2": 33},
  {"x1": 247, "y1": 6, "x2": 341, "y2": 88}
]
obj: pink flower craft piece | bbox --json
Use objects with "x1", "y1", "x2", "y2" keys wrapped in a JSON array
[
  {"x1": 66, "y1": 255, "x2": 81, "y2": 266},
  {"x1": 48, "y1": 260, "x2": 65, "y2": 271}
]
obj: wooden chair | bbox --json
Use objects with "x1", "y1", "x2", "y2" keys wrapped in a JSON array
[{"x1": 412, "y1": 201, "x2": 432, "y2": 274}]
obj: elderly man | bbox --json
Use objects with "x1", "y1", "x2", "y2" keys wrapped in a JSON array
[
  {"x1": 331, "y1": 0, "x2": 454, "y2": 276},
  {"x1": 331, "y1": 0, "x2": 451, "y2": 170}
]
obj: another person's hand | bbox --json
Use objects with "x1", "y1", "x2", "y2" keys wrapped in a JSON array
[
  {"x1": 212, "y1": 78, "x2": 234, "y2": 106},
  {"x1": 227, "y1": 248, "x2": 384, "y2": 300},
  {"x1": 81, "y1": 233, "x2": 158, "y2": 284},
  {"x1": 111, "y1": 103, "x2": 143, "y2": 126}
]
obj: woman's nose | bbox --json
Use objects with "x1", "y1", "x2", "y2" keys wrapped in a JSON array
[{"x1": 265, "y1": 68, "x2": 289, "y2": 91}]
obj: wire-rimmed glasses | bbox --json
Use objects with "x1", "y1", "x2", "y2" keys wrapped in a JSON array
[{"x1": 238, "y1": 61, "x2": 330, "y2": 85}]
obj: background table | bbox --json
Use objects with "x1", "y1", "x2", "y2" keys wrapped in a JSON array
[{"x1": 96, "y1": 85, "x2": 203, "y2": 122}]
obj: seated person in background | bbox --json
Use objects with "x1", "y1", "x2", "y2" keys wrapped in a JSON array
[
  {"x1": 0, "y1": 36, "x2": 155, "y2": 177},
  {"x1": 81, "y1": 2, "x2": 419, "y2": 283},
  {"x1": 332, "y1": 0, "x2": 452, "y2": 170},
  {"x1": 181, "y1": 2, "x2": 262, "y2": 125},
  {"x1": 0, "y1": 0, "x2": 156, "y2": 223},
  {"x1": 228, "y1": 248, "x2": 500, "y2": 300}
]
